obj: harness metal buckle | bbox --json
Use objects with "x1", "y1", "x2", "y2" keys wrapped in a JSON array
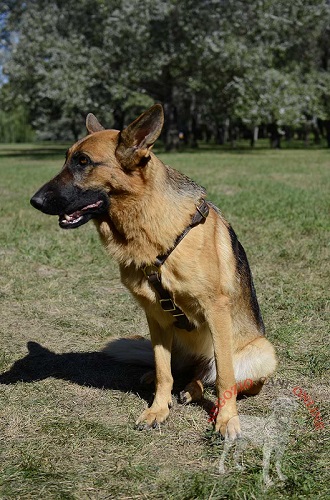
[
  {"x1": 196, "y1": 202, "x2": 209, "y2": 219},
  {"x1": 143, "y1": 264, "x2": 161, "y2": 279}
]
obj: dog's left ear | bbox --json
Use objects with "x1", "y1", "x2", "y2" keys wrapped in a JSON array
[
  {"x1": 116, "y1": 104, "x2": 164, "y2": 169},
  {"x1": 86, "y1": 113, "x2": 105, "y2": 134}
]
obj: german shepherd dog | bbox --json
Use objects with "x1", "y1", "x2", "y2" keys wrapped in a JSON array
[{"x1": 30, "y1": 105, "x2": 277, "y2": 439}]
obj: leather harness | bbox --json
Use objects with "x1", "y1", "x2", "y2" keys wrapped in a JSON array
[{"x1": 142, "y1": 200, "x2": 209, "y2": 331}]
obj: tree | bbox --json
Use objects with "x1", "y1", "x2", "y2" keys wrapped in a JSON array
[
  {"x1": 1, "y1": 0, "x2": 330, "y2": 146},
  {"x1": 195, "y1": 0, "x2": 330, "y2": 146}
]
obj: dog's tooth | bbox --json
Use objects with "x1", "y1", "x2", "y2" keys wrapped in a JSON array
[{"x1": 64, "y1": 214, "x2": 70, "y2": 221}]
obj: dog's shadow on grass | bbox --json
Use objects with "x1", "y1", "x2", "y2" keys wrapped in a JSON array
[
  {"x1": 0, "y1": 341, "x2": 153, "y2": 398},
  {"x1": 0, "y1": 341, "x2": 215, "y2": 413}
]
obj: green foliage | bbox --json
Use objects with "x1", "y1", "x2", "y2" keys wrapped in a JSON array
[
  {"x1": 230, "y1": 68, "x2": 325, "y2": 126},
  {"x1": 0, "y1": 84, "x2": 35, "y2": 142},
  {"x1": 0, "y1": 105, "x2": 34, "y2": 143},
  {"x1": 1, "y1": 0, "x2": 330, "y2": 141}
]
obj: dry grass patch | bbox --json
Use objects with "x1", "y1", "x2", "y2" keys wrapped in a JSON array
[{"x1": 0, "y1": 144, "x2": 329, "y2": 499}]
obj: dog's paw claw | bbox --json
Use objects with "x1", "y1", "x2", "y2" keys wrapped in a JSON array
[
  {"x1": 135, "y1": 421, "x2": 158, "y2": 431},
  {"x1": 135, "y1": 422, "x2": 151, "y2": 431},
  {"x1": 135, "y1": 405, "x2": 170, "y2": 430}
]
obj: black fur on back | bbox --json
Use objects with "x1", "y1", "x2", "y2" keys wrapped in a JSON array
[
  {"x1": 165, "y1": 165, "x2": 206, "y2": 200},
  {"x1": 228, "y1": 225, "x2": 265, "y2": 334}
]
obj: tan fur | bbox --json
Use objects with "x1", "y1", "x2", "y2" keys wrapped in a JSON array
[{"x1": 33, "y1": 105, "x2": 277, "y2": 438}]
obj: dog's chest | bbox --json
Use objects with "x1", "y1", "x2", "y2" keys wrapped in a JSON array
[
  {"x1": 119, "y1": 264, "x2": 206, "y2": 327},
  {"x1": 120, "y1": 265, "x2": 155, "y2": 303}
]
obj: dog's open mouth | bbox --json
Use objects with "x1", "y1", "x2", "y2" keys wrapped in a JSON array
[{"x1": 59, "y1": 200, "x2": 104, "y2": 229}]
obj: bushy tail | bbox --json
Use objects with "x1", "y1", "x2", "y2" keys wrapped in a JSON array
[
  {"x1": 102, "y1": 336, "x2": 154, "y2": 367},
  {"x1": 233, "y1": 336, "x2": 277, "y2": 382},
  {"x1": 197, "y1": 336, "x2": 277, "y2": 386}
]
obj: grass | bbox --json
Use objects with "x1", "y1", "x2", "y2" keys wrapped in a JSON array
[{"x1": 0, "y1": 141, "x2": 329, "y2": 499}]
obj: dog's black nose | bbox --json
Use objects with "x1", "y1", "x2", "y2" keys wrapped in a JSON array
[{"x1": 30, "y1": 193, "x2": 45, "y2": 211}]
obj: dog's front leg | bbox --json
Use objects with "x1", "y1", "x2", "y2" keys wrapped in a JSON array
[
  {"x1": 136, "y1": 317, "x2": 173, "y2": 430},
  {"x1": 208, "y1": 296, "x2": 241, "y2": 439}
]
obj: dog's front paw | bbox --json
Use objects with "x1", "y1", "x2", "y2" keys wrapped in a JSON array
[
  {"x1": 215, "y1": 414, "x2": 241, "y2": 440},
  {"x1": 135, "y1": 404, "x2": 171, "y2": 430}
]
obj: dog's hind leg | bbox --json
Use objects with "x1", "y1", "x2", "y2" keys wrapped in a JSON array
[
  {"x1": 179, "y1": 379, "x2": 204, "y2": 404},
  {"x1": 178, "y1": 336, "x2": 276, "y2": 403}
]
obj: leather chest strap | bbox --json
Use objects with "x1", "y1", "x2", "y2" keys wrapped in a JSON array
[{"x1": 143, "y1": 200, "x2": 209, "y2": 331}]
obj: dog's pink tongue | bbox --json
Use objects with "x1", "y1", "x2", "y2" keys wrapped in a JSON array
[
  {"x1": 71, "y1": 210, "x2": 82, "y2": 218},
  {"x1": 81, "y1": 201, "x2": 103, "y2": 211},
  {"x1": 64, "y1": 201, "x2": 102, "y2": 221},
  {"x1": 64, "y1": 211, "x2": 81, "y2": 221}
]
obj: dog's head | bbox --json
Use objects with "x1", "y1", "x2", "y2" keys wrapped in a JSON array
[{"x1": 30, "y1": 104, "x2": 164, "y2": 229}]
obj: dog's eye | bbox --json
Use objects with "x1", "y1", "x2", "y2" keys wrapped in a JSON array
[{"x1": 77, "y1": 154, "x2": 90, "y2": 166}]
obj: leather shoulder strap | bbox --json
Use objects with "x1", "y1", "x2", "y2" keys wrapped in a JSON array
[{"x1": 143, "y1": 200, "x2": 209, "y2": 331}]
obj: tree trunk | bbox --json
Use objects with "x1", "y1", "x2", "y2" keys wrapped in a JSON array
[
  {"x1": 268, "y1": 122, "x2": 281, "y2": 149},
  {"x1": 190, "y1": 114, "x2": 198, "y2": 148},
  {"x1": 250, "y1": 126, "x2": 259, "y2": 147},
  {"x1": 325, "y1": 120, "x2": 330, "y2": 148},
  {"x1": 224, "y1": 118, "x2": 230, "y2": 144},
  {"x1": 113, "y1": 106, "x2": 125, "y2": 130},
  {"x1": 71, "y1": 120, "x2": 79, "y2": 142},
  {"x1": 163, "y1": 101, "x2": 179, "y2": 151},
  {"x1": 216, "y1": 125, "x2": 224, "y2": 144}
]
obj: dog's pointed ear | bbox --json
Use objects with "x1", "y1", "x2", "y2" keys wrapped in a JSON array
[
  {"x1": 116, "y1": 104, "x2": 164, "y2": 169},
  {"x1": 27, "y1": 341, "x2": 52, "y2": 355},
  {"x1": 86, "y1": 113, "x2": 105, "y2": 134}
]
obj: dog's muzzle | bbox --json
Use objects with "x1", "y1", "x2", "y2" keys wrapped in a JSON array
[{"x1": 30, "y1": 179, "x2": 109, "y2": 229}]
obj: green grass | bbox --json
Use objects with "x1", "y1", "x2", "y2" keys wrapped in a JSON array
[{"x1": 0, "y1": 142, "x2": 329, "y2": 499}]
